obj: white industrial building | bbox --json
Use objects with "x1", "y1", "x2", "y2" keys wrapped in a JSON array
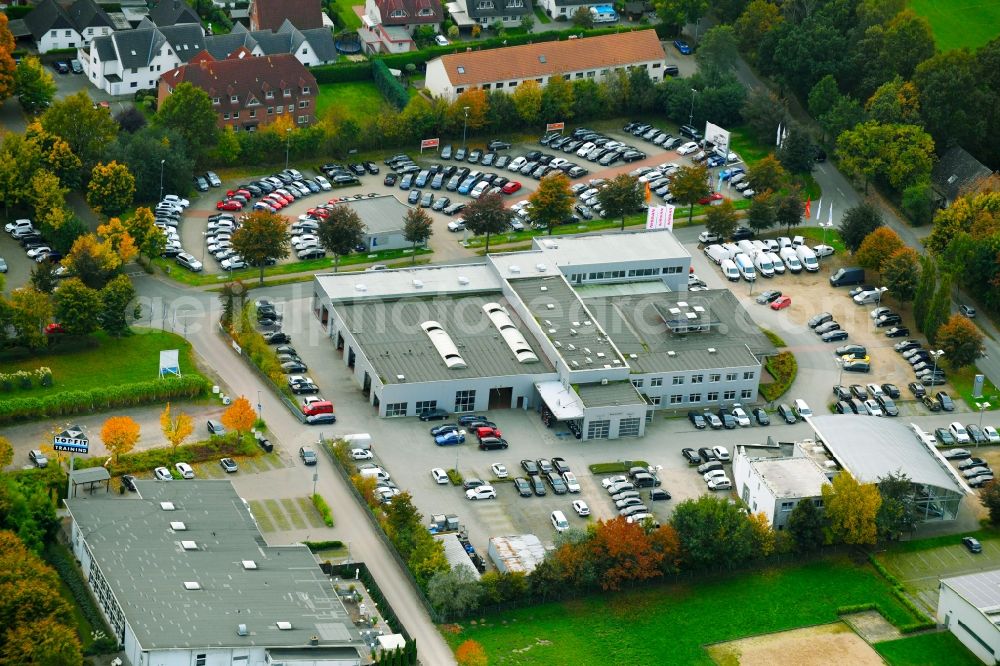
[
  {"x1": 341, "y1": 194, "x2": 417, "y2": 252},
  {"x1": 311, "y1": 230, "x2": 776, "y2": 439},
  {"x1": 65, "y1": 481, "x2": 364, "y2": 666},
  {"x1": 938, "y1": 570, "x2": 1000, "y2": 664},
  {"x1": 732, "y1": 443, "x2": 831, "y2": 530}
]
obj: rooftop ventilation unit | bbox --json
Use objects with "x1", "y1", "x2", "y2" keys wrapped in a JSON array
[
  {"x1": 482, "y1": 303, "x2": 539, "y2": 363},
  {"x1": 571, "y1": 360, "x2": 580, "y2": 367},
  {"x1": 583, "y1": 347, "x2": 591, "y2": 354},
  {"x1": 546, "y1": 303, "x2": 555, "y2": 310},
  {"x1": 544, "y1": 319, "x2": 551, "y2": 326},
  {"x1": 277, "y1": 622, "x2": 293, "y2": 631},
  {"x1": 160, "y1": 502, "x2": 176, "y2": 511},
  {"x1": 237, "y1": 624, "x2": 248, "y2": 636},
  {"x1": 629, "y1": 353, "x2": 638, "y2": 359},
  {"x1": 708, "y1": 348, "x2": 717, "y2": 353},
  {"x1": 510, "y1": 265, "x2": 521, "y2": 273},
  {"x1": 170, "y1": 521, "x2": 186, "y2": 530},
  {"x1": 413, "y1": 279, "x2": 424, "y2": 288},
  {"x1": 420, "y1": 321, "x2": 467, "y2": 369},
  {"x1": 572, "y1": 321, "x2": 580, "y2": 327},
  {"x1": 693, "y1": 306, "x2": 705, "y2": 313},
  {"x1": 669, "y1": 308, "x2": 681, "y2": 315},
  {"x1": 584, "y1": 320, "x2": 592, "y2": 326},
  {"x1": 536, "y1": 263, "x2": 547, "y2": 272},
  {"x1": 396, "y1": 374, "x2": 406, "y2": 382},
  {"x1": 181, "y1": 540, "x2": 197, "y2": 550},
  {"x1": 554, "y1": 341, "x2": 562, "y2": 348},
  {"x1": 547, "y1": 328, "x2": 556, "y2": 334},
  {"x1": 568, "y1": 343, "x2": 576, "y2": 350},
  {"x1": 586, "y1": 357, "x2": 593, "y2": 364},
  {"x1": 570, "y1": 328, "x2": 578, "y2": 335},
  {"x1": 667, "y1": 351, "x2": 676, "y2": 357},
  {"x1": 677, "y1": 301, "x2": 688, "y2": 308},
  {"x1": 540, "y1": 286, "x2": 548, "y2": 292},
  {"x1": 458, "y1": 276, "x2": 470, "y2": 285},
  {"x1": 596, "y1": 352, "x2": 605, "y2": 358},
  {"x1": 354, "y1": 284, "x2": 367, "y2": 292},
  {"x1": 612, "y1": 359, "x2": 622, "y2": 365},
  {"x1": 184, "y1": 581, "x2": 201, "y2": 590},
  {"x1": 242, "y1": 560, "x2": 258, "y2": 570}
]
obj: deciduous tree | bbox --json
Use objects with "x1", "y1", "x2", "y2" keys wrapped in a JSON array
[
  {"x1": 463, "y1": 192, "x2": 512, "y2": 253},
  {"x1": 671, "y1": 495, "x2": 755, "y2": 569},
  {"x1": 101, "y1": 415, "x2": 140, "y2": 462},
  {"x1": 596, "y1": 173, "x2": 643, "y2": 231},
  {"x1": 747, "y1": 512, "x2": 776, "y2": 556},
  {"x1": 914, "y1": 50, "x2": 987, "y2": 153},
  {"x1": 836, "y1": 121, "x2": 935, "y2": 193},
  {"x1": 99, "y1": 274, "x2": 137, "y2": 336},
  {"x1": 2, "y1": 616, "x2": 82, "y2": 666},
  {"x1": 87, "y1": 161, "x2": 135, "y2": 216},
  {"x1": 402, "y1": 207, "x2": 433, "y2": 262},
  {"x1": 924, "y1": 273, "x2": 952, "y2": 345},
  {"x1": 741, "y1": 89, "x2": 787, "y2": 145},
  {"x1": 734, "y1": 0, "x2": 783, "y2": 62},
  {"x1": 0, "y1": 435, "x2": 12, "y2": 468},
  {"x1": 655, "y1": 0, "x2": 709, "y2": 29},
  {"x1": 511, "y1": 80, "x2": 542, "y2": 126},
  {"x1": 28, "y1": 169, "x2": 68, "y2": 230},
  {"x1": 0, "y1": 14, "x2": 15, "y2": 103},
  {"x1": 589, "y1": 517, "x2": 664, "y2": 591},
  {"x1": 222, "y1": 395, "x2": 256, "y2": 442},
  {"x1": 746, "y1": 154, "x2": 786, "y2": 194},
  {"x1": 62, "y1": 233, "x2": 121, "y2": 289},
  {"x1": 9, "y1": 287, "x2": 52, "y2": 349},
  {"x1": 427, "y1": 567, "x2": 483, "y2": 622},
  {"x1": 787, "y1": 498, "x2": 825, "y2": 553},
  {"x1": 776, "y1": 124, "x2": 816, "y2": 174},
  {"x1": 876, "y1": 471, "x2": 916, "y2": 541},
  {"x1": 819, "y1": 96, "x2": 865, "y2": 143},
  {"x1": 882, "y1": 247, "x2": 920, "y2": 304},
  {"x1": 855, "y1": 226, "x2": 904, "y2": 273},
  {"x1": 97, "y1": 216, "x2": 138, "y2": 265},
  {"x1": 937, "y1": 314, "x2": 985, "y2": 369},
  {"x1": 866, "y1": 77, "x2": 921, "y2": 125},
  {"x1": 54, "y1": 278, "x2": 101, "y2": 336},
  {"x1": 807, "y1": 74, "x2": 842, "y2": 120},
  {"x1": 13, "y1": 56, "x2": 56, "y2": 115},
  {"x1": 454, "y1": 639, "x2": 488, "y2": 666},
  {"x1": 839, "y1": 202, "x2": 884, "y2": 253},
  {"x1": 696, "y1": 25, "x2": 739, "y2": 83},
  {"x1": 704, "y1": 199, "x2": 738, "y2": 239},
  {"x1": 318, "y1": 206, "x2": 366, "y2": 272},
  {"x1": 154, "y1": 81, "x2": 219, "y2": 159},
  {"x1": 124, "y1": 206, "x2": 165, "y2": 261},
  {"x1": 981, "y1": 480, "x2": 1000, "y2": 526},
  {"x1": 774, "y1": 190, "x2": 804, "y2": 233},
  {"x1": 448, "y1": 88, "x2": 488, "y2": 133},
  {"x1": 40, "y1": 91, "x2": 118, "y2": 173},
  {"x1": 571, "y1": 6, "x2": 593, "y2": 28},
  {"x1": 745, "y1": 192, "x2": 775, "y2": 234},
  {"x1": 821, "y1": 472, "x2": 881, "y2": 547},
  {"x1": 232, "y1": 210, "x2": 291, "y2": 284},
  {"x1": 540, "y1": 73, "x2": 574, "y2": 122},
  {"x1": 913, "y1": 254, "x2": 937, "y2": 333},
  {"x1": 671, "y1": 164, "x2": 710, "y2": 224},
  {"x1": 160, "y1": 403, "x2": 193, "y2": 452}
]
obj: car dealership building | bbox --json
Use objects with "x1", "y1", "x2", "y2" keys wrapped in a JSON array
[{"x1": 312, "y1": 231, "x2": 776, "y2": 439}]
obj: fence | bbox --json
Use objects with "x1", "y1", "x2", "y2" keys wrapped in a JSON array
[
  {"x1": 322, "y1": 561, "x2": 413, "y2": 644},
  {"x1": 215, "y1": 323, "x2": 305, "y2": 422}
]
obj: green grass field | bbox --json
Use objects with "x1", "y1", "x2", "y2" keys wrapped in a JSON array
[
  {"x1": 0, "y1": 330, "x2": 200, "y2": 397},
  {"x1": 875, "y1": 631, "x2": 982, "y2": 666},
  {"x1": 316, "y1": 81, "x2": 387, "y2": 122},
  {"x1": 330, "y1": 0, "x2": 363, "y2": 30},
  {"x1": 442, "y1": 559, "x2": 921, "y2": 664},
  {"x1": 910, "y1": 0, "x2": 1000, "y2": 52}
]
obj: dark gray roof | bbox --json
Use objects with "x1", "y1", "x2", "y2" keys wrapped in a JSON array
[
  {"x1": 149, "y1": 0, "x2": 202, "y2": 27},
  {"x1": 931, "y1": 145, "x2": 993, "y2": 202},
  {"x1": 203, "y1": 31, "x2": 256, "y2": 60},
  {"x1": 577, "y1": 381, "x2": 645, "y2": 408},
  {"x1": 252, "y1": 29, "x2": 291, "y2": 54},
  {"x1": 69, "y1": 467, "x2": 111, "y2": 484},
  {"x1": 24, "y1": 0, "x2": 75, "y2": 40},
  {"x1": 298, "y1": 27, "x2": 337, "y2": 62},
  {"x1": 67, "y1": 0, "x2": 114, "y2": 30},
  {"x1": 463, "y1": 0, "x2": 532, "y2": 20},
  {"x1": 7, "y1": 18, "x2": 30, "y2": 38},
  {"x1": 111, "y1": 27, "x2": 162, "y2": 68},
  {"x1": 160, "y1": 24, "x2": 209, "y2": 62}
]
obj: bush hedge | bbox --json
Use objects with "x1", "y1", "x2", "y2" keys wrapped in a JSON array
[
  {"x1": 0, "y1": 375, "x2": 209, "y2": 425},
  {"x1": 760, "y1": 351, "x2": 797, "y2": 402},
  {"x1": 868, "y1": 554, "x2": 936, "y2": 632},
  {"x1": 304, "y1": 539, "x2": 344, "y2": 551},
  {"x1": 75, "y1": 433, "x2": 260, "y2": 476},
  {"x1": 44, "y1": 543, "x2": 117, "y2": 655},
  {"x1": 372, "y1": 59, "x2": 409, "y2": 110},
  {"x1": 312, "y1": 493, "x2": 335, "y2": 527}
]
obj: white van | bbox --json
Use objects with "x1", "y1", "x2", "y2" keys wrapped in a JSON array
[
  {"x1": 341, "y1": 433, "x2": 372, "y2": 450},
  {"x1": 551, "y1": 510, "x2": 570, "y2": 532},
  {"x1": 734, "y1": 253, "x2": 756, "y2": 282},
  {"x1": 721, "y1": 242, "x2": 741, "y2": 258},
  {"x1": 779, "y1": 247, "x2": 802, "y2": 273},
  {"x1": 720, "y1": 258, "x2": 740, "y2": 282},
  {"x1": 796, "y1": 245, "x2": 819, "y2": 272},
  {"x1": 751, "y1": 240, "x2": 768, "y2": 256},
  {"x1": 753, "y1": 252, "x2": 775, "y2": 278},
  {"x1": 793, "y1": 399, "x2": 812, "y2": 420},
  {"x1": 737, "y1": 240, "x2": 757, "y2": 257},
  {"x1": 704, "y1": 244, "x2": 731, "y2": 265},
  {"x1": 768, "y1": 251, "x2": 786, "y2": 274}
]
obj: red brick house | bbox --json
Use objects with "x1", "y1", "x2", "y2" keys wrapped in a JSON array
[
  {"x1": 158, "y1": 49, "x2": 319, "y2": 132},
  {"x1": 250, "y1": 0, "x2": 323, "y2": 31}
]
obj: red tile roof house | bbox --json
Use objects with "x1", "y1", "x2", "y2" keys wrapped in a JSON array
[
  {"x1": 360, "y1": 0, "x2": 443, "y2": 55},
  {"x1": 250, "y1": 0, "x2": 324, "y2": 31},
  {"x1": 158, "y1": 49, "x2": 319, "y2": 132}
]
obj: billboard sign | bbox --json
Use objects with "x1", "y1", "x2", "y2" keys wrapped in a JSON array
[
  {"x1": 545, "y1": 122, "x2": 565, "y2": 133},
  {"x1": 645, "y1": 205, "x2": 675, "y2": 231},
  {"x1": 420, "y1": 138, "x2": 440, "y2": 151},
  {"x1": 54, "y1": 426, "x2": 89, "y2": 454},
  {"x1": 704, "y1": 122, "x2": 731, "y2": 159},
  {"x1": 158, "y1": 349, "x2": 180, "y2": 378}
]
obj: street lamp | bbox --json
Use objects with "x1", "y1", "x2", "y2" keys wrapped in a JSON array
[
  {"x1": 835, "y1": 357, "x2": 844, "y2": 387},
  {"x1": 462, "y1": 106, "x2": 470, "y2": 151},
  {"x1": 976, "y1": 401, "x2": 992, "y2": 431},
  {"x1": 688, "y1": 89, "x2": 698, "y2": 128},
  {"x1": 159, "y1": 159, "x2": 165, "y2": 201},
  {"x1": 930, "y1": 349, "x2": 944, "y2": 383},
  {"x1": 285, "y1": 128, "x2": 292, "y2": 170},
  {"x1": 819, "y1": 221, "x2": 834, "y2": 247},
  {"x1": 257, "y1": 389, "x2": 262, "y2": 419}
]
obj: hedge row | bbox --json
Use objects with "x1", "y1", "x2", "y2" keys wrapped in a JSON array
[
  {"x1": 312, "y1": 493, "x2": 335, "y2": 527},
  {"x1": 44, "y1": 543, "x2": 118, "y2": 656},
  {"x1": 868, "y1": 554, "x2": 936, "y2": 632},
  {"x1": 0, "y1": 367, "x2": 52, "y2": 391},
  {"x1": 0, "y1": 375, "x2": 210, "y2": 425},
  {"x1": 304, "y1": 539, "x2": 344, "y2": 551},
  {"x1": 373, "y1": 59, "x2": 409, "y2": 110},
  {"x1": 761, "y1": 351, "x2": 797, "y2": 402},
  {"x1": 75, "y1": 433, "x2": 261, "y2": 476}
]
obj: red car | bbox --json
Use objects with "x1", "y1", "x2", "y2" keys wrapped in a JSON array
[
  {"x1": 271, "y1": 192, "x2": 294, "y2": 204},
  {"x1": 475, "y1": 426, "x2": 502, "y2": 439},
  {"x1": 307, "y1": 207, "x2": 331, "y2": 218},
  {"x1": 770, "y1": 296, "x2": 792, "y2": 310},
  {"x1": 226, "y1": 188, "x2": 251, "y2": 199},
  {"x1": 44, "y1": 322, "x2": 65, "y2": 335},
  {"x1": 264, "y1": 194, "x2": 287, "y2": 207},
  {"x1": 698, "y1": 192, "x2": 724, "y2": 205},
  {"x1": 502, "y1": 181, "x2": 522, "y2": 194},
  {"x1": 216, "y1": 199, "x2": 243, "y2": 211}
]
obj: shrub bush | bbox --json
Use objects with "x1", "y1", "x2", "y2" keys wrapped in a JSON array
[
  {"x1": 446, "y1": 468, "x2": 463, "y2": 485},
  {"x1": 44, "y1": 543, "x2": 115, "y2": 651},
  {"x1": 304, "y1": 539, "x2": 345, "y2": 551},
  {"x1": 75, "y1": 433, "x2": 259, "y2": 476},
  {"x1": 760, "y1": 352, "x2": 797, "y2": 402},
  {"x1": 372, "y1": 60, "x2": 409, "y2": 109},
  {"x1": 312, "y1": 493, "x2": 335, "y2": 526}
]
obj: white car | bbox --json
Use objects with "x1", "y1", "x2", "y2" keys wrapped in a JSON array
[
  {"x1": 626, "y1": 513, "x2": 658, "y2": 525},
  {"x1": 712, "y1": 446, "x2": 731, "y2": 462},
  {"x1": 447, "y1": 218, "x2": 466, "y2": 232},
  {"x1": 434, "y1": 34, "x2": 449, "y2": 46},
  {"x1": 601, "y1": 475, "x2": 628, "y2": 489},
  {"x1": 704, "y1": 469, "x2": 728, "y2": 483},
  {"x1": 314, "y1": 175, "x2": 332, "y2": 190},
  {"x1": 572, "y1": 499, "x2": 590, "y2": 516},
  {"x1": 950, "y1": 422, "x2": 971, "y2": 444},
  {"x1": 175, "y1": 462, "x2": 195, "y2": 479},
  {"x1": 351, "y1": 448, "x2": 373, "y2": 460},
  {"x1": 707, "y1": 477, "x2": 732, "y2": 491},
  {"x1": 431, "y1": 467, "x2": 449, "y2": 484},
  {"x1": 26, "y1": 246, "x2": 52, "y2": 259},
  {"x1": 984, "y1": 426, "x2": 1000, "y2": 444},
  {"x1": 154, "y1": 466, "x2": 173, "y2": 481},
  {"x1": 677, "y1": 142, "x2": 699, "y2": 155},
  {"x1": 698, "y1": 231, "x2": 721, "y2": 244},
  {"x1": 731, "y1": 407, "x2": 751, "y2": 427},
  {"x1": 563, "y1": 471, "x2": 580, "y2": 493},
  {"x1": 550, "y1": 510, "x2": 570, "y2": 532},
  {"x1": 813, "y1": 244, "x2": 835, "y2": 257},
  {"x1": 162, "y1": 194, "x2": 190, "y2": 208},
  {"x1": 863, "y1": 399, "x2": 883, "y2": 417},
  {"x1": 491, "y1": 463, "x2": 508, "y2": 479},
  {"x1": 466, "y1": 485, "x2": 497, "y2": 500}
]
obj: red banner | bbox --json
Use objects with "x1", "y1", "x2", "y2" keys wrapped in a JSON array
[
  {"x1": 545, "y1": 122, "x2": 565, "y2": 133},
  {"x1": 420, "y1": 138, "x2": 440, "y2": 150}
]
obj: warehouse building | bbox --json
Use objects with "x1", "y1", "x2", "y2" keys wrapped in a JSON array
[
  {"x1": 938, "y1": 570, "x2": 1000, "y2": 664},
  {"x1": 339, "y1": 194, "x2": 419, "y2": 252},
  {"x1": 312, "y1": 230, "x2": 774, "y2": 439},
  {"x1": 732, "y1": 443, "x2": 832, "y2": 530}
]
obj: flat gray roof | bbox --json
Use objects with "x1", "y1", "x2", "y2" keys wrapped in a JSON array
[
  {"x1": 582, "y1": 289, "x2": 775, "y2": 373},
  {"x1": 337, "y1": 293, "x2": 553, "y2": 384},
  {"x1": 65, "y1": 481, "x2": 361, "y2": 652},
  {"x1": 809, "y1": 415, "x2": 965, "y2": 494},
  {"x1": 316, "y1": 263, "x2": 503, "y2": 301},
  {"x1": 70, "y1": 467, "x2": 111, "y2": 484},
  {"x1": 942, "y1": 569, "x2": 1000, "y2": 612},
  {"x1": 750, "y1": 456, "x2": 830, "y2": 499},
  {"x1": 577, "y1": 381, "x2": 645, "y2": 408},
  {"x1": 340, "y1": 194, "x2": 411, "y2": 235},
  {"x1": 507, "y1": 275, "x2": 626, "y2": 369}
]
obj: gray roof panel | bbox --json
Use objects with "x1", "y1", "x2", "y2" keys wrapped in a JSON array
[{"x1": 942, "y1": 570, "x2": 1000, "y2": 612}]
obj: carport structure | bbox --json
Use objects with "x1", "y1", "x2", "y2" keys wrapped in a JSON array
[
  {"x1": 68, "y1": 467, "x2": 111, "y2": 497},
  {"x1": 808, "y1": 415, "x2": 969, "y2": 522}
]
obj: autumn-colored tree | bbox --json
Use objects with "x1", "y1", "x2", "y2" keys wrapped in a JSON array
[
  {"x1": 463, "y1": 192, "x2": 512, "y2": 253},
  {"x1": 222, "y1": 395, "x2": 256, "y2": 442},
  {"x1": 449, "y1": 88, "x2": 488, "y2": 133},
  {"x1": 9, "y1": 287, "x2": 53, "y2": 350},
  {"x1": 597, "y1": 173, "x2": 644, "y2": 231},
  {"x1": 589, "y1": 517, "x2": 664, "y2": 591},
  {"x1": 882, "y1": 247, "x2": 921, "y2": 303},
  {"x1": 528, "y1": 171, "x2": 575, "y2": 234},
  {"x1": 671, "y1": 164, "x2": 711, "y2": 223},
  {"x1": 0, "y1": 436, "x2": 13, "y2": 468},
  {"x1": 87, "y1": 161, "x2": 135, "y2": 216},
  {"x1": 511, "y1": 80, "x2": 543, "y2": 125},
  {"x1": 40, "y1": 90, "x2": 119, "y2": 172},
  {"x1": 704, "y1": 199, "x2": 739, "y2": 239},
  {"x1": 54, "y1": 277, "x2": 101, "y2": 336},
  {"x1": 97, "y1": 216, "x2": 139, "y2": 265},
  {"x1": 746, "y1": 154, "x2": 787, "y2": 194},
  {"x1": 937, "y1": 314, "x2": 985, "y2": 369},
  {"x1": 160, "y1": 403, "x2": 193, "y2": 452},
  {"x1": 648, "y1": 524, "x2": 683, "y2": 574},
  {"x1": 455, "y1": 640, "x2": 488, "y2": 666},
  {"x1": 13, "y1": 56, "x2": 56, "y2": 115},
  {"x1": 231, "y1": 210, "x2": 291, "y2": 284},
  {"x1": 28, "y1": 169, "x2": 68, "y2": 229},
  {"x1": 62, "y1": 233, "x2": 121, "y2": 289},
  {"x1": 925, "y1": 190, "x2": 1000, "y2": 255},
  {"x1": 124, "y1": 206, "x2": 165, "y2": 261},
  {"x1": 836, "y1": 121, "x2": 935, "y2": 193},
  {"x1": 747, "y1": 512, "x2": 776, "y2": 556},
  {"x1": 2, "y1": 616, "x2": 82, "y2": 666},
  {"x1": 821, "y1": 472, "x2": 882, "y2": 547},
  {"x1": 0, "y1": 14, "x2": 16, "y2": 103},
  {"x1": 854, "y1": 226, "x2": 904, "y2": 273},
  {"x1": 99, "y1": 273, "x2": 136, "y2": 336},
  {"x1": 101, "y1": 415, "x2": 140, "y2": 462},
  {"x1": 402, "y1": 207, "x2": 433, "y2": 262}
]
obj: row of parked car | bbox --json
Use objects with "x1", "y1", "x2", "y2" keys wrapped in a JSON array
[
  {"x1": 832, "y1": 382, "x2": 901, "y2": 416},
  {"x1": 428, "y1": 414, "x2": 509, "y2": 450},
  {"x1": 215, "y1": 168, "x2": 335, "y2": 214},
  {"x1": 540, "y1": 126, "x2": 648, "y2": 168},
  {"x1": 3, "y1": 218, "x2": 66, "y2": 273},
  {"x1": 625, "y1": 120, "x2": 742, "y2": 172},
  {"x1": 704, "y1": 236, "x2": 829, "y2": 283}
]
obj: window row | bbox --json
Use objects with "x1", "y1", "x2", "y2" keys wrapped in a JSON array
[
  {"x1": 650, "y1": 389, "x2": 753, "y2": 405},
  {"x1": 212, "y1": 87, "x2": 310, "y2": 106},
  {"x1": 633, "y1": 371, "x2": 756, "y2": 388}
]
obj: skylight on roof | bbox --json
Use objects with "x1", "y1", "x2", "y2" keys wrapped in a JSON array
[
  {"x1": 181, "y1": 540, "x2": 197, "y2": 550},
  {"x1": 169, "y1": 521, "x2": 186, "y2": 530},
  {"x1": 160, "y1": 502, "x2": 176, "y2": 511},
  {"x1": 539, "y1": 55, "x2": 546, "y2": 63},
  {"x1": 183, "y1": 581, "x2": 201, "y2": 590},
  {"x1": 242, "y1": 560, "x2": 258, "y2": 570},
  {"x1": 457, "y1": 66, "x2": 465, "y2": 73}
]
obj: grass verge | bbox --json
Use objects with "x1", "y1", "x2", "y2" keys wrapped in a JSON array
[
  {"x1": 885, "y1": 526, "x2": 1000, "y2": 554},
  {"x1": 910, "y1": 0, "x2": 1000, "y2": 51},
  {"x1": 312, "y1": 493, "x2": 335, "y2": 527},
  {"x1": 533, "y1": 6, "x2": 551, "y2": 23},
  {"x1": 948, "y1": 364, "x2": 999, "y2": 412},
  {"x1": 761, "y1": 351, "x2": 797, "y2": 402},
  {"x1": 316, "y1": 81, "x2": 385, "y2": 121},
  {"x1": 762, "y1": 328, "x2": 787, "y2": 347},
  {"x1": 330, "y1": 0, "x2": 363, "y2": 30},
  {"x1": 44, "y1": 543, "x2": 115, "y2": 655},
  {"x1": 875, "y1": 631, "x2": 981, "y2": 666},
  {"x1": 588, "y1": 460, "x2": 650, "y2": 474},
  {"x1": 441, "y1": 558, "x2": 922, "y2": 664}
]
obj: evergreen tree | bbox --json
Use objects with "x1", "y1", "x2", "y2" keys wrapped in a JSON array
[{"x1": 913, "y1": 254, "x2": 936, "y2": 333}]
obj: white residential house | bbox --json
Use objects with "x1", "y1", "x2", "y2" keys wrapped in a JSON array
[
  {"x1": 359, "y1": 0, "x2": 441, "y2": 54},
  {"x1": 24, "y1": 0, "x2": 114, "y2": 53},
  {"x1": 536, "y1": 0, "x2": 596, "y2": 19}
]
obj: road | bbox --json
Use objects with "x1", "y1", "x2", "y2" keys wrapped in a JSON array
[{"x1": 134, "y1": 273, "x2": 457, "y2": 666}]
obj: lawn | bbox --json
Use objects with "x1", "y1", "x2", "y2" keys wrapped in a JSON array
[
  {"x1": 441, "y1": 559, "x2": 921, "y2": 664},
  {"x1": 330, "y1": 0, "x2": 363, "y2": 30},
  {"x1": 316, "y1": 81, "x2": 388, "y2": 122},
  {"x1": 729, "y1": 125, "x2": 774, "y2": 165},
  {"x1": 759, "y1": 226, "x2": 846, "y2": 254},
  {"x1": 910, "y1": 0, "x2": 1000, "y2": 52},
  {"x1": 533, "y1": 6, "x2": 552, "y2": 23},
  {"x1": 948, "y1": 364, "x2": 999, "y2": 412},
  {"x1": 0, "y1": 330, "x2": 201, "y2": 398},
  {"x1": 875, "y1": 631, "x2": 981, "y2": 666}
]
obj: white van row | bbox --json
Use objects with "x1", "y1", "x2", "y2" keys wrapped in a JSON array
[{"x1": 705, "y1": 242, "x2": 818, "y2": 282}]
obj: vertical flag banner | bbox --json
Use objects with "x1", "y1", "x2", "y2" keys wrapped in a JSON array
[
  {"x1": 828, "y1": 203, "x2": 833, "y2": 226},
  {"x1": 645, "y1": 205, "x2": 675, "y2": 231},
  {"x1": 814, "y1": 198, "x2": 822, "y2": 220},
  {"x1": 776, "y1": 123, "x2": 782, "y2": 147},
  {"x1": 804, "y1": 197, "x2": 811, "y2": 219},
  {"x1": 644, "y1": 181, "x2": 651, "y2": 202}
]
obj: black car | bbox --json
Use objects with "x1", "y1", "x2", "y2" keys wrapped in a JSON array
[
  {"x1": 849, "y1": 284, "x2": 876, "y2": 298},
  {"x1": 458, "y1": 414, "x2": 488, "y2": 426},
  {"x1": 649, "y1": 488, "x2": 671, "y2": 501},
  {"x1": 121, "y1": 474, "x2": 138, "y2": 492},
  {"x1": 968, "y1": 424, "x2": 988, "y2": 444},
  {"x1": 881, "y1": 383, "x2": 901, "y2": 399},
  {"x1": 821, "y1": 330, "x2": 849, "y2": 342},
  {"x1": 751, "y1": 407, "x2": 770, "y2": 426},
  {"x1": 875, "y1": 314, "x2": 903, "y2": 328},
  {"x1": 531, "y1": 475, "x2": 546, "y2": 496},
  {"x1": 908, "y1": 381, "x2": 926, "y2": 397},
  {"x1": 349, "y1": 163, "x2": 366, "y2": 176},
  {"x1": 537, "y1": 458, "x2": 554, "y2": 475},
  {"x1": 815, "y1": 321, "x2": 841, "y2": 335},
  {"x1": 488, "y1": 140, "x2": 512, "y2": 150},
  {"x1": 833, "y1": 385, "x2": 852, "y2": 401},
  {"x1": 835, "y1": 401, "x2": 854, "y2": 414},
  {"x1": 885, "y1": 326, "x2": 910, "y2": 338},
  {"x1": 777, "y1": 403, "x2": 796, "y2": 424},
  {"x1": 194, "y1": 175, "x2": 209, "y2": 191},
  {"x1": 836, "y1": 344, "x2": 867, "y2": 359},
  {"x1": 430, "y1": 423, "x2": 459, "y2": 437},
  {"x1": 54, "y1": 60, "x2": 70, "y2": 74},
  {"x1": 963, "y1": 536, "x2": 983, "y2": 554},
  {"x1": 717, "y1": 412, "x2": 737, "y2": 429},
  {"x1": 281, "y1": 360, "x2": 307, "y2": 373},
  {"x1": 877, "y1": 395, "x2": 899, "y2": 416},
  {"x1": 513, "y1": 477, "x2": 532, "y2": 497},
  {"x1": 364, "y1": 161, "x2": 379, "y2": 174},
  {"x1": 551, "y1": 457, "x2": 570, "y2": 474},
  {"x1": 521, "y1": 459, "x2": 539, "y2": 475},
  {"x1": 384, "y1": 173, "x2": 398, "y2": 186},
  {"x1": 548, "y1": 474, "x2": 568, "y2": 494},
  {"x1": 687, "y1": 410, "x2": 706, "y2": 429},
  {"x1": 731, "y1": 227, "x2": 753, "y2": 241},
  {"x1": 418, "y1": 408, "x2": 449, "y2": 421},
  {"x1": 936, "y1": 392, "x2": 955, "y2": 411},
  {"x1": 698, "y1": 447, "x2": 718, "y2": 462},
  {"x1": 262, "y1": 331, "x2": 290, "y2": 344},
  {"x1": 756, "y1": 290, "x2": 782, "y2": 304},
  {"x1": 681, "y1": 448, "x2": 701, "y2": 464}
]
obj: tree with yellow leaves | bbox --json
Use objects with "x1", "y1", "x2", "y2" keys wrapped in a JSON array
[
  {"x1": 0, "y1": 435, "x2": 13, "y2": 468},
  {"x1": 222, "y1": 396, "x2": 256, "y2": 442},
  {"x1": 821, "y1": 472, "x2": 882, "y2": 546},
  {"x1": 160, "y1": 403, "x2": 193, "y2": 453},
  {"x1": 97, "y1": 217, "x2": 138, "y2": 265},
  {"x1": 87, "y1": 161, "x2": 135, "y2": 217},
  {"x1": 101, "y1": 416, "x2": 140, "y2": 463},
  {"x1": 747, "y1": 511, "x2": 776, "y2": 556},
  {"x1": 62, "y1": 233, "x2": 121, "y2": 289}
]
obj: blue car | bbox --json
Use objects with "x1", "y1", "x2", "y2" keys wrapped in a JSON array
[
  {"x1": 673, "y1": 40, "x2": 692, "y2": 55},
  {"x1": 458, "y1": 177, "x2": 478, "y2": 194},
  {"x1": 720, "y1": 167, "x2": 745, "y2": 181},
  {"x1": 435, "y1": 430, "x2": 466, "y2": 446},
  {"x1": 707, "y1": 155, "x2": 726, "y2": 168}
]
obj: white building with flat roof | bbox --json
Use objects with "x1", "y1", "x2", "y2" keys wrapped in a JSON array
[
  {"x1": 732, "y1": 444, "x2": 831, "y2": 529},
  {"x1": 938, "y1": 570, "x2": 1000, "y2": 664}
]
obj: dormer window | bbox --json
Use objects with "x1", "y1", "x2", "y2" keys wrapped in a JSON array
[
  {"x1": 477, "y1": 0, "x2": 493, "y2": 9},
  {"x1": 302, "y1": 86, "x2": 311, "y2": 94},
  {"x1": 283, "y1": 88, "x2": 291, "y2": 97},
  {"x1": 419, "y1": 7, "x2": 433, "y2": 14},
  {"x1": 390, "y1": 9, "x2": 407, "y2": 17},
  {"x1": 265, "y1": 90, "x2": 274, "y2": 99},
  {"x1": 212, "y1": 96, "x2": 220, "y2": 105},
  {"x1": 230, "y1": 94, "x2": 238, "y2": 103}
]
